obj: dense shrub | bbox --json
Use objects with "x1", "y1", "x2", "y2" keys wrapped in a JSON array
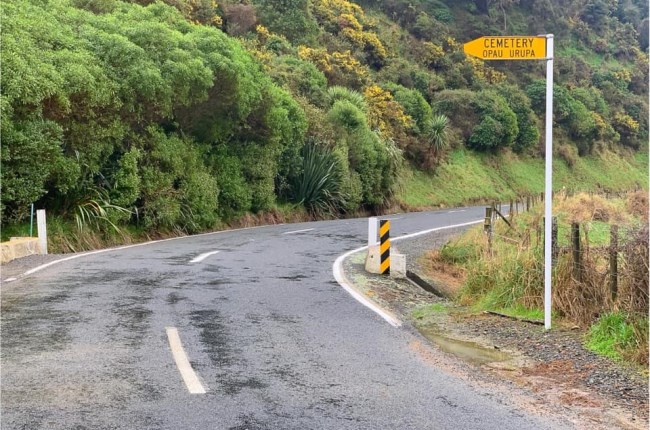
[
  {"x1": 496, "y1": 85, "x2": 540, "y2": 153},
  {"x1": 328, "y1": 100, "x2": 368, "y2": 132},
  {"x1": 385, "y1": 84, "x2": 433, "y2": 135},
  {"x1": 1, "y1": 0, "x2": 308, "y2": 231},
  {"x1": 252, "y1": 0, "x2": 318, "y2": 44},
  {"x1": 270, "y1": 56, "x2": 328, "y2": 105},
  {"x1": 138, "y1": 128, "x2": 218, "y2": 231},
  {"x1": 209, "y1": 145, "x2": 252, "y2": 220},
  {"x1": 467, "y1": 91, "x2": 518, "y2": 151}
]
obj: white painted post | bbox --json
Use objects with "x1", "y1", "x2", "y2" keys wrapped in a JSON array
[
  {"x1": 37, "y1": 209, "x2": 48, "y2": 255},
  {"x1": 368, "y1": 217, "x2": 378, "y2": 247},
  {"x1": 543, "y1": 34, "x2": 554, "y2": 330}
]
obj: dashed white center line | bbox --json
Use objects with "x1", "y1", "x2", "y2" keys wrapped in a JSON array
[
  {"x1": 189, "y1": 250, "x2": 220, "y2": 263},
  {"x1": 282, "y1": 228, "x2": 315, "y2": 235},
  {"x1": 166, "y1": 327, "x2": 206, "y2": 394},
  {"x1": 4, "y1": 277, "x2": 17, "y2": 282}
]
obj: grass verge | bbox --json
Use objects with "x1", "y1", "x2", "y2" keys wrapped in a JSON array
[{"x1": 586, "y1": 312, "x2": 649, "y2": 365}]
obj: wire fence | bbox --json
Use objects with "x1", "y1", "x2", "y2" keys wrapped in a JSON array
[{"x1": 483, "y1": 191, "x2": 649, "y2": 324}]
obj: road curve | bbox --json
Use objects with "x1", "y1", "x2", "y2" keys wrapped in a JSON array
[{"x1": 1, "y1": 207, "x2": 568, "y2": 429}]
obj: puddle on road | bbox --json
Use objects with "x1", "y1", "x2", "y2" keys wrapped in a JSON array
[{"x1": 417, "y1": 324, "x2": 511, "y2": 366}]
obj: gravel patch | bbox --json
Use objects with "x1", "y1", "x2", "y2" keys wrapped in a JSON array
[{"x1": 452, "y1": 312, "x2": 648, "y2": 422}]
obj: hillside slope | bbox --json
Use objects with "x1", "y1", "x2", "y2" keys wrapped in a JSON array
[{"x1": 2, "y1": 0, "x2": 647, "y2": 243}]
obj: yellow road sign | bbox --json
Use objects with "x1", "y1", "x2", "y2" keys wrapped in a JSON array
[{"x1": 463, "y1": 36, "x2": 547, "y2": 60}]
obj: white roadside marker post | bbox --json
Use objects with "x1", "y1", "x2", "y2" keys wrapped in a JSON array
[
  {"x1": 368, "y1": 217, "x2": 378, "y2": 247},
  {"x1": 37, "y1": 209, "x2": 48, "y2": 255}
]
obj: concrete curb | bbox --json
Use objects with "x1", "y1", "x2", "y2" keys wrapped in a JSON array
[{"x1": 1, "y1": 238, "x2": 41, "y2": 264}]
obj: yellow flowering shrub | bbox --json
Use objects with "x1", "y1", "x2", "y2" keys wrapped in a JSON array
[
  {"x1": 444, "y1": 37, "x2": 460, "y2": 51},
  {"x1": 341, "y1": 27, "x2": 365, "y2": 45},
  {"x1": 363, "y1": 85, "x2": 412, "y2": 138},
  {"x1": 338, "y1": 13, "x2": 363, "y2": 31},
  {"x1": 465, "y1": 56, "x2": 507, "y2": 84},
  {"x1": 592, "y1": 112, "x2": 618, "y2": 140},
  {"x1": 421, "y1": 42, "x2": 445, "y2": 67},
  {"x1": 313, "y1": 0, "x2": 364, "y2": 23},
  {"x1": 298, "y1": 46, "x2": 368, "y2": 86},
  {"x1": 238, "y1": 25, "x2": 290, "y2": 70},
  {"x1": 330, "y1": 51, "x2": 369, "y2": 79},
  {"x1": 312, "y1": 0, "x2": 388, "y2": 65},
  {"x1": 613, "y1": 69, "x2": 632, "y2": 83},
  {"x1": 256, "y1": 25, "x2": 270, "y2": 43},
  {"x1": 613, "y1": 112, "x2": 640, "y2": 133}
]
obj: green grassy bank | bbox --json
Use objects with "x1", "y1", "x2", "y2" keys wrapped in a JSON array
[{"x1": 398, "y1": 149, "x2": 649, "y2": 209}]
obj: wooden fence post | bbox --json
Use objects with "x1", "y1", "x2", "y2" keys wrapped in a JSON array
[
  {"x1": 484, "y1": 207, "x2": 493, "y2": 255},
  {"x1": 610, "y1": 225, "x2": 618, "y2": 302},
  {"x1": 571, "y1": 222, "x2": 581, "y2": 282}
]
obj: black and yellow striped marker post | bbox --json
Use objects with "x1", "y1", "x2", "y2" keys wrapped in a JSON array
[{"x1": 379, "y1": 220, "x2": 390, "y2": 275}]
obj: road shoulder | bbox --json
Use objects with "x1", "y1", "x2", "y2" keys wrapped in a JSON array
[{"x1": 340, "y1": 230, "x2": 649, "y2": 430}]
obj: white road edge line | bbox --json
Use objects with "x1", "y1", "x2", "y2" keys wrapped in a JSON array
[
  {"x1": 332, "y1": 219, "x2": 483, "y2": 328},
  {"x1": 189, "y1": 250, "x2": 220, "y2": 263},
  {"x1": 9, "y1": 224, "x2": 271, "y2": 281},
  {"x1": 282, "y1": 228, "x2": 315, "y2": 235},
  {"x1": 333, "y1": 247, "x2": 402, "y2": 327},
  {"x1": 166, "y1": 327, "x2": 207, "y2": 394}
]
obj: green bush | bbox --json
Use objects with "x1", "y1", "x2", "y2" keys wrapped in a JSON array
[
  {"x1": 111, "y1": 148, "x2": 141, "y2": 211},
  {"x1": 467, "y1": 91, "x2": 518, "y2": 151},
  {"x1": 210, "y1": 145, "x2": 253, "y2": 220},
  {"x1": 253, "y1": 0, "x2": 318, "y2": 44},
  {"x1": 347, "y1": 130, "x2": 398, "y2": 207},
  {"x1": 270, "y1": 56, "x2": 328, "y2": 105},
  {"x1": 496, "y1": 85, "x2": 540, "y2": 153},
  {"x1": 138, "y1": 128, "x2": 218, "y2": 230},
  {"x1": 292, "y1": 144, "x2": 345, "y2": 214},
  {"x1": 0, "y1": 117, "x2": 66, "y2": 221},
  {"x1": 332, "y1": 145, "x2": 363, "y2": 212},
  {"x1": 432, "y1": 89, "x2": 480, "y2": 142},
  {"x1": 327, "y1": 100, "x2": 368, "y2": 133},
  {"x1": 468, "y1": 116, "x2": 503, "y2": 150},
  {"x1": 385, "y1": 83, "x2": 433, "y2": 135},
  {"x1": 326, "y1": 86, "x2": 367, "y2": 112}
]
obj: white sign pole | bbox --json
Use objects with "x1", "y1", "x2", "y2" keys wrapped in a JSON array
[{"x1": 543, "y1": 34, "x2": 554, "y2": 330}]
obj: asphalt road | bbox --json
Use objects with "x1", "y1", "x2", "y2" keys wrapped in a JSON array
[{"x1": 1, "y1": 207, "x2": 569, "y2": 429}]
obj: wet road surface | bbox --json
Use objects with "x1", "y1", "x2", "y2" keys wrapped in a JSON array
[{"x1": 1, "y1": 208, "x2": 570, "y2": 429}]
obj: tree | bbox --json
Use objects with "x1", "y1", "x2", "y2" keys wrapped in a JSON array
[
  {"x1": 223, "y1": 4, "x2": 257, "y2": 36},
  {"x1": 253, "y1": 0, "x2": 318, "y2": 44},
  {"x1": 473, "y1": 0, "x2": 520, "y2": 31},
  {"x1": 467, "y1": 91, "x2": 518, "y2": 151}
]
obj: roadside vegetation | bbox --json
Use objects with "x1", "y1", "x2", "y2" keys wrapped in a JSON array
[
  {"x1": 2, "y1": 0, "x2": 648, "y2": 252},
  {"x1": 425, "y1": 191, "x2": 649, "y2": 366}
]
